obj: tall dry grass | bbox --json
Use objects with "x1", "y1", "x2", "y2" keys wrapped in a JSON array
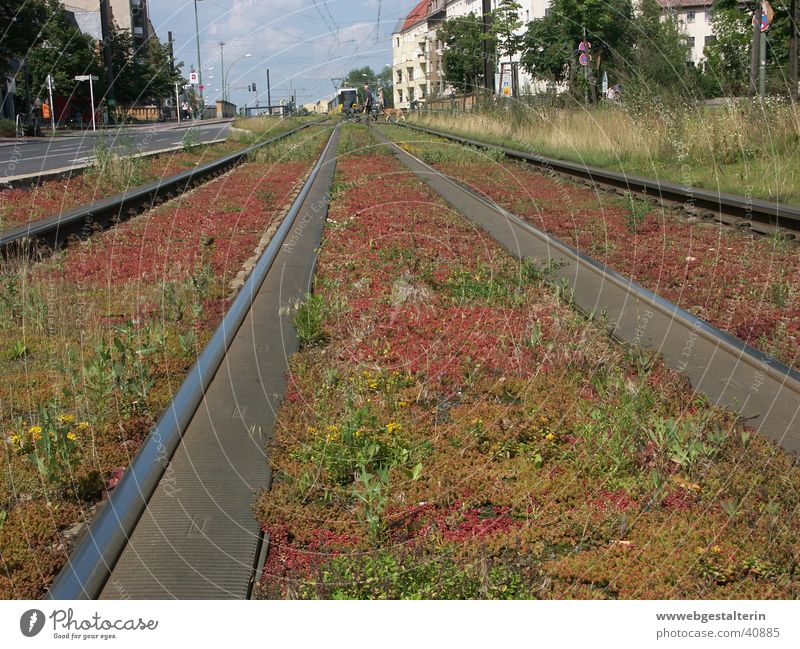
[{"x1": 411, "y1": 99, "x2": 800, "y2": 201}]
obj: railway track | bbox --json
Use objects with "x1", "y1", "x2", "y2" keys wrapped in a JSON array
[
  {"x1": 0, "y1": 120, "x2": 327, "y2": 256},
  {"x1": 46, "y1": 123, "x2": 797, "y2": 601},
  {"x1": 397, "y1": 122, "x2": 800, "y2": 240},
  {"x1": 371, "y1": 127, "x2": 800, "y2": 454},
  {"x1": 48, "y1": 127, "x2": 341, "y2": 599}
]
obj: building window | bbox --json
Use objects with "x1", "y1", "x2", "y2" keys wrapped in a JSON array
[
  {"x1": 686, "y1": 11, "x2": 695, "y2": 23},
  {"x1": 408, "y1": 86, "x2": 415, "y2": 101},
  {"x1": 421, "y1": 84, "x2": 427, "y2": 99},
  {"x1": 398, "y1": 89, "x2": 403, "y2": 103},
  {"x1": 396, "y1": 37, "x2": 400, "y2": 47},
  {"x1": 705, "y1": 35, "x2": 716, "y2": 46},
  {"x1": 688, "y1": 36, "x2": 695, "y2": 48},
  {"x1": 545, "y1": 8, "x2": 550, "y2": 17},
  {"x1": 407, "y1": 67, "x2": 414, "y2": 81},
  {"x1": 397, "y1": 69, "x2": 403, "y2": 83}
]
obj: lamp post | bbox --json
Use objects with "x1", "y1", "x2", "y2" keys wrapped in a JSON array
[
  {"x1": 194, "y1": 0, "x2": 205, "y2": 108},
  {"x1": 223, "y1": 53, "x2": 252, "y2": 103}
]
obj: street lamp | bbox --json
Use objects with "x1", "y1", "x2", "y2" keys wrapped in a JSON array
[
  {"x1": 194, "y1": 0, "x2": 205, "y2": 109},
  {"x1": 223, "y1": 53, "x2": 252, "y2": 102}
]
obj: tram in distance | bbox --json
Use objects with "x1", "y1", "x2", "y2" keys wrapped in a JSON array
[{"x1": 328, "y1": 88, "x2": 358, "y2": 114}]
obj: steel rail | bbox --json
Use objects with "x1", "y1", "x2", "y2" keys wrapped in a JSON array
[
  {"x1": 397, "y1": 122, "x2": 800, "y2": 236},
  {"x1": 48, "y1": 127, "x2": 339, "y2": 600},
  {"x1": 374, "y1": 127, "x2": 800, "y2": 454},
  {"x1": 1, "y1": 120, "x2": 329, "y2": 255}
]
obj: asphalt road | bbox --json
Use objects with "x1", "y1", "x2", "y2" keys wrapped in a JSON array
[{"x1": 0, "y1": 121, "x2": 232, "y2": 180}]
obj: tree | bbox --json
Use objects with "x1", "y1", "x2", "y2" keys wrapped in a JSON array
[
  {"x1": 25, "y1": 0, "x2": 102, "y2": 107},
  {"x1": 438, "y1": 12, "x2": 486, "y2": 94},
  {"x1": 520, "y1": 0, "x2": 633, "y2": 96},
  {"x1": 702, "y1": 0, "x2": 752, "y2": 96},
  {"x1": 492, "y1": 0, "x2": 524, "y2": 67},
  {"x1": 618, "y1": 0, "x2": 695, "y2": 101},
  {"x1": 0, "y1": 0, "x2": 48, "y2": 70},
  {"x1": 107, "y1": 26, "x2": 182, "y2": 107}
]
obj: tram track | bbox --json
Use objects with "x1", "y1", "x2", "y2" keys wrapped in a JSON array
[
  {"x1": 1, "y1": 120, "x2": 327, "y2": 257},
  {"x1": 371, "y1": 127, "x2": 800, "y2": 454},
  {"x1": 48, "y1": 127, "x2": 341, "y2": 600},
  {"x1": 397, "y1": 122, "x2": 800, "y2": 240}
]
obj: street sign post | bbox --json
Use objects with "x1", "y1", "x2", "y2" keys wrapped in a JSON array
[
  {"x1": 74, "y1": 75, "x2": 99, "y2": 131},
  {"x1": 46, "y1": 75, "x2": 55, "y2": 132}
]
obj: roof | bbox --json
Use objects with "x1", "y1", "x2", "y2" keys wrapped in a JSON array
[{"x1": 400, "y1": 0, "x2": 432, "y2": 33}]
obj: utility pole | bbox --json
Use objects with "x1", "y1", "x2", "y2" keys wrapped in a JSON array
[
  {"x1": 760, "y1": 24, "x2": 767, "y2": 97},
  {"x1": 750, "y1": 3, "x2": 763, "y2": 98},
  {"x1": 482, "y1": 0, "x2": 495, "y2": 95},
  {"x1": 792, "y1": 0, "x2": 799, "y2": 100},
  {"x1": 266, "y1": 69, "x2": 272, "y2": 115},
  {"x1": 168, "y1": 31, "x2": 175, "y2": 73},
  {"x1": 99, "y1": 0, "x2": 115, "y2": 110},
  {"x1": 194, "y1": 0, "x2": 204, "y2": 109},
  {"x1": 219, "y1": 42, "x2": 225, "y2": 100}
]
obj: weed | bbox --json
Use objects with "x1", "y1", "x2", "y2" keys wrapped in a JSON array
[
  {"x1": 770, "y1": 282, "x2": 790, "y2": 307},
  {"x1": 623, "y1": 192, "x2": 650, "y2": 232},
  {"x1": 86, "y1": 138, "x2": 144, "y2": 191},
  {"x1": 9, "y1": 340, "x2": 28, "y2": 360},
  {"x1": 182, "y1": 128, "x2": 201, "y2": 151},
  {"x1": 295, "y1": 294, "x2": 328, "y2": 347},
  {"x1": 9, "y1": 408, "x2": 88, "y2": 489}
]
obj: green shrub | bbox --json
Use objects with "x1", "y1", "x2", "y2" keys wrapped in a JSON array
[{"x1": 0, "y1": 119, "x2": 15, "y2": 138}]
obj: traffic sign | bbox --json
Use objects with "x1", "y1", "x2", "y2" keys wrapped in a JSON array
[
  {"x1": 199, "y1": 84, "x2": 204, "y2": 91},
  {"x1": 74, "y1": 75, "x2": 99, "y2": 81},
  {"x1": 579, "y1": 53, "x2": 589, "y2": 67},
  {"x1": 753, "y1": 0, "x2": 774, "y2": 32},
  {"x1": 189, "y1": 71, "x2": 199, "y2": 85}
]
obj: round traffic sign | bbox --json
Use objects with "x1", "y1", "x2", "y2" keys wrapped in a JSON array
[
  {"x1": 579, "y1": 53, "x2": 589, "y2": 66},
  {"x1": 199, "y1": 85, "x2": 204, "y2": 91}
]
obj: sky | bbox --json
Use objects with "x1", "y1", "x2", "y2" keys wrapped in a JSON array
[{"x1": 148, "y1": 0, "x2": 421, "y2": 109}]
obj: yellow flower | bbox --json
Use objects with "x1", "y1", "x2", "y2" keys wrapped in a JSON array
[
  {"x1": 712, "y1": 545, "x2": 722, "y2": 553},
  {"x1": 28, "y1": 426, "x2": 43, "y2": 441},
  {"x1": 398, "y1": 401, "x2": 409, "y2": 408},
  {"x1": 386, "y1": 422, "x2": 402, "y2": 435},
  {"x1": 545, "y1": 433, "x2": 555, "y2": 441},
  {"x1": 58, "y1": 414, "x2": 75, "y2": 424},
  {"x1": 77, "y1": 421, "x2": 90, "y2": 431},
  {"x1": 66, "y1": 432, "x2": 77, "y2": 442},
  {"x1": 10, "y1": 434, "x2": 20, "y2": 445}
]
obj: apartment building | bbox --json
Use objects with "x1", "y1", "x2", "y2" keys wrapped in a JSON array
[
  {"x1": 392, "y1": 0, "x2": 447, "y2": 109},
  {"x1": 63, "y1": 0, "x2": 157, "y2": 44},
  {"x1": 658, "y1": 0, "x2": 716, "y2": 65}
]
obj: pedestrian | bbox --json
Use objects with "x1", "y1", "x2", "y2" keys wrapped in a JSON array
[
  {"x1": 363, "y1": 83, "x2": 373, "y2": 119},
  {"x1": 378, "y1": 86, "x2": 385, "y2": 110}
]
